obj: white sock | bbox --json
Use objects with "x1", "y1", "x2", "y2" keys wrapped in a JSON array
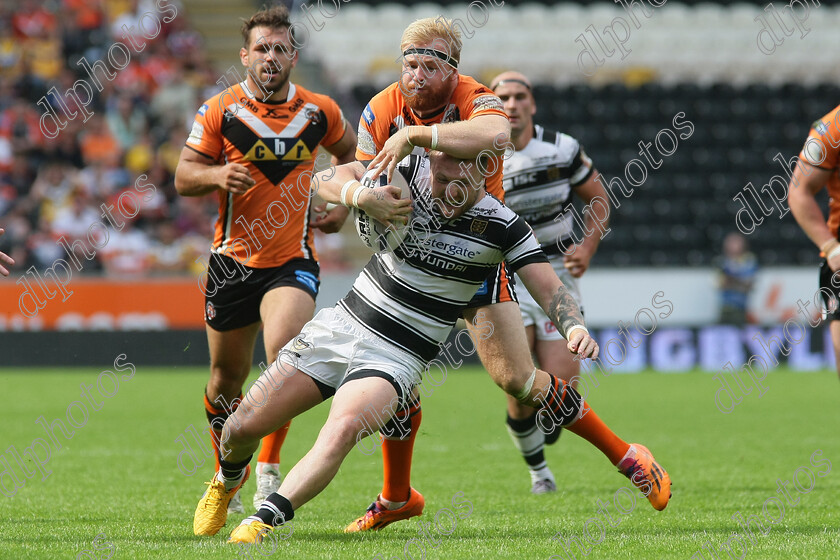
[
  {"x1": 219, "y1": 469, "x2": 246, "y2": 491},
  {"x1": 257, "y1": 462, "x2": 280, "y2": 476},
  {"x1": 616, "y1": 444, "x2": 637, "y2": 467},
  {"x1": 530, "y1": 466, "x2": 555, "y2": 484},
  {"x1": 379, "y1": 495, "x2": 408, "y2": 510}
]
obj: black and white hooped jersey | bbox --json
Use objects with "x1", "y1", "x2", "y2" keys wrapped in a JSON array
[
  {"x1": 339, "y1": 155, "x2": 547, "y2": 362},
  {"x1": 502, "y1": 125, "x2": 594, "y2": 256}
]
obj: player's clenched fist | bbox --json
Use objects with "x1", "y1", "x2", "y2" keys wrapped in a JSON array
[
  {"x1": 216, "y1": 163, "x2": 256, "y2": 194},
  {"x1": 311, "y1": 204, "x2": 350, "y2": 233},
  {"x1": 567, "y1": 329, "x2": 598, "y2": 360},
  {"x1": 564, "y1": 244, "x2": 594, "y2": 278}
]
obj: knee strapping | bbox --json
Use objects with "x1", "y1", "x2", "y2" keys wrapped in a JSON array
[{"x1": 514, "y1": 367, "x2": 537, "y2": 402}]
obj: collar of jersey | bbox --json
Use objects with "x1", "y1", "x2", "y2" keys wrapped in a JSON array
[
  {"x1": 410, "y1": 103, "x2": 446, "y2": 123},
  {"x1": 237, "y1": 81, "x2": 296, "y2": 105}
]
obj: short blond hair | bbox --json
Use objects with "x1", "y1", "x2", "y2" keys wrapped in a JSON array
[{"x1": 400, "y1": 17, "x2": 462, "y2": 66}]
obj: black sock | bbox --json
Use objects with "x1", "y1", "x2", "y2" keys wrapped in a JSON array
[
  {"x1": 252, "y1": 493, "x2": 295, "y2": 527},
  {"x1": 220, "y1": 456, "x2": 251, "y2": 487}
]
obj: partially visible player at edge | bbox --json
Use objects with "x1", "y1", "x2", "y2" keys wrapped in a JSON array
[
  {"x1": 344, "y1": 17, "x2": 669, "y2": 532},
  {"x1": 788, "y1": 103, "x2": 840, "y2": 380},
  {"x1": 490, "y1": 71, "x2": 611, "y2": 494},
  {"x1": 0, "y1": 229, "x2": 14, "y2": 276},
  {"x1": 174, "y1": 5, "x2": 356, "y2": 517},
  {"x1": 190, "y1": 150, "x2": 669, "y2": 545}
]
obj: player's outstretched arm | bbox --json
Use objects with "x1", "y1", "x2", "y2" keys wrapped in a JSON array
[
  {"x1": 0, "y1": 228, "x2": 14, "y2": 276},
  {"x1": 517, "y1": 261, "x2": 598, "y2": 360},
  {"x1": 312, "y1": 160, "x2": 366, "y2": 204},
  {"x1": 174, "y1": 147, "x2": 256, "y2": 197},
  {"x1": 313, "y1": 161, "x2": 411, "y2": 227},
  {"x1": 788, "y1": 159, "x2": 837, "y2": 267},
  {"x1": 565, "y1": 167, "x2": 608, "y2": 278},
  {"x1": 369, "y1": 114, "x2": 510, "y2": 182},
  {"x1": 311, "y1": 126, "x2": 358, "y2": 232}
]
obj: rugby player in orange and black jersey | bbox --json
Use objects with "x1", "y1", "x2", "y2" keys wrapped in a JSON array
[
  {"x1": 334, "y1": 17, "x2": 516, "y2": 530},
  {"x1": 175, "y1": 5, "x2": 356, "y2": 518},
  {"x1": 328, "y1": 17, "x2": 669, "y2": 534},
  {"x1": 790, "y1": 103, "x2": 840, "y2": 380}
]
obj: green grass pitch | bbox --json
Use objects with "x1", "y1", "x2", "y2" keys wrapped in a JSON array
[{"x1": 1, "y1": 364, "x2": 838, "y2": 559}]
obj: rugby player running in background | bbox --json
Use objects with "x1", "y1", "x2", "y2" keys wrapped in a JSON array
[
  {"x1": 490, "y1": 71, "x2": 610, "y2": 494},
  {"x1": 175, "y1": 5, "x2": 356, "y2": 519}
]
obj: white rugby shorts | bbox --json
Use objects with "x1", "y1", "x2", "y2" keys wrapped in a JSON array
[{"x1": 277, "y1": 305, "x2": 425, "y2": 405}]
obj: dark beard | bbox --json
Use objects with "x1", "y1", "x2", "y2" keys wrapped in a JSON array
[{"x1": 248, "y1": 67, "x2": 290, "y2": 101}]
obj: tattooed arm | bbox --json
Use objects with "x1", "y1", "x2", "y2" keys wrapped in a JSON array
[
  {"x1": 548, "y1": 282, "x2": 585, "y2": 336},
  {"x1": 516, "y1": 261, "x2": 599, "y2": 360}
]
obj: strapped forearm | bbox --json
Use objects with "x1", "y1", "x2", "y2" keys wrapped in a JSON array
[
  {"x1": 313, "y1": 161, "x2": 366, "y2": 206},
  {"x1": 403, "y1": 115, "x2": 510, "y2": 159}
]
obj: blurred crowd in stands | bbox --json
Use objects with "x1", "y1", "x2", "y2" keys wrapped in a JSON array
[{"x1": 0, "y1": 0, "x2": 350, "y2": 279}]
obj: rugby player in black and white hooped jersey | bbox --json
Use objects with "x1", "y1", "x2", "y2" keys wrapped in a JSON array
[
  {"x1": 490, "y1": 71, "x2": 611, "y2": 494},
  {"x1": 192, "y1": 151, "x2": 670, "y2": 545},
  {"x1": 327, "y1": 18, "x2": 665, "y2": 533}
]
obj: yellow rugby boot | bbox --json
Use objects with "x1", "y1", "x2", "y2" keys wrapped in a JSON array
[{"x1": 193, "y1": 465, "x2": 251, "y2": 536}]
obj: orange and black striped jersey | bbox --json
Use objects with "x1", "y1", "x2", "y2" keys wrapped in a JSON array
[
  {"x1": 186, "y1": 82, "x2": 346, "y2": 268},
  {"x1": 356, "y1": 74, "x2": 508, "y2": 199},
  {"x1": 801, "y1": 104, "x2": 840, "y2": 237}
]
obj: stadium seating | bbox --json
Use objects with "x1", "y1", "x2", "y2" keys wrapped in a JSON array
[
  {"x1": 307, "y1": 3, "x2": 840, "y2": 88},
  {"x1": 3, "y1": 1, "x2": 835, "y2": 274},
  {"x1": 345, "y1": 80, "x2": 838, "y2": 267},
  {"x1": 336, "y1": 0, "x2": 778, "y2": 6}
]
